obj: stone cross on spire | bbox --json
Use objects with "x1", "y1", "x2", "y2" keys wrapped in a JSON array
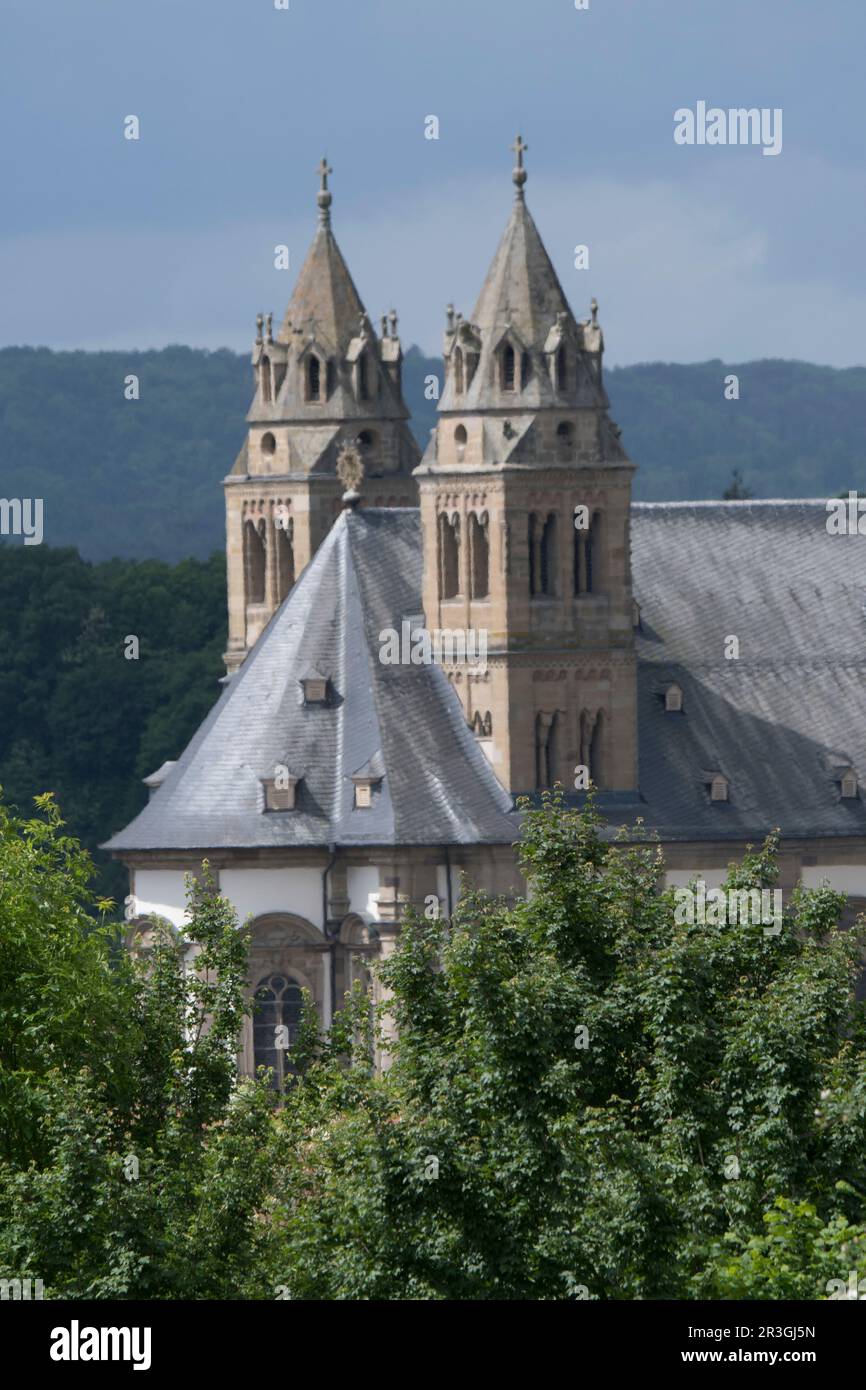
[
  {"x1": 511, "y1": 134, "x2": 528, "y2": 199},
  {"x1": 317, "y1": 157, "x2": 333, "y2": 226}
]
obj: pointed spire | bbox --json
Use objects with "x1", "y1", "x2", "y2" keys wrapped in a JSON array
[
  {"x1": 511, "y1": 133, "x2": 528, "y2": 201},
  {"x1": 317, "y1": 157, "x2": 333, "y2": 226},
  {"x1": 278, "y1": 160, "x2": 367, "y2": 351}
]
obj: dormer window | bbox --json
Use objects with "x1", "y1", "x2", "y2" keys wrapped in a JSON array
[
  {"x1": 306, "y1": 354, "x2": 321, "y2": 402},
  {"x1": 842, "y1": 770, "x2": 858, "y2": 799},
  {"x1": 263, "y1": 771, "x2": 299, "y2": 811},
  {"x1": 665, "y1": 683, "x2": 683, "y2": 713},
  {"x1": 454, "y1": 347, "x2": 465, "y2": 394},
  {"x1": 556, "y1": 345, "x2": 567, "y2": 392},
  {"x1": 501, "y1": 343, "x2": 516, "y2": 392},
  {"x1": 301, "y1": 670, "x2": 329, "y2": 704},
  {"x1": 351, "y1": 751, "x2": 384, "y2": 809},
  {"x1": 710, "y1": 774, "x2": 729, "y2": 803}
]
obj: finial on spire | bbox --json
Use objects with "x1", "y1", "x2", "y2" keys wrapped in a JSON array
[
  {"x1": 255, "y1": 312, "x2": 264, "y2": 344},
  {"x1": 317, "y1": 157, "x2": 333, "y2": 225},
  {"x1": 388, "y1": 308, "x2": 398, "y2": 338},
  {"x1": 380, "y1": 314, "x2": 388, "y2": 338},
  {"x1": 511, "y1": 134, "x2": 528, "y2": 199},
  {"x1": 265, "y1": 311, "x2": 273, "y2": 343},
  {"x1": 591, "y1": 297, "x2": 599, "y2": 326},
  {"x1": 446, "y1": 303, "x2": 455, "y2": 333}
]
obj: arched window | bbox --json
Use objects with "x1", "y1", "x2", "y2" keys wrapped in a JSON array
[
  {"x1": 556, "y1": 420, "x2": 574, "y2": 460},
  {"x1": 540, "y1": 513, "x2": 557, "y2": 596},
  {"x1": 253, "y1": 974, "x2": 303, "y2": 1089},
  {"x1": 589, "y1": 712, "x2": 604, "y2": 788},
  {"x1": 455, "y1": 424, "x2": 467, "y2": 461},
  {"x1": 586, "y1": 511, "x2": 601, "y2": 593},
  {"x1": 454, "y1": 347, "x2": 465, "y2": 394},
  {"x1": 261, "y1": 431, "x2": 276, "y2": 458},
  {"x1": 556, "y1": 345, "x2": 567, "y2": 392},
  {"x1": 535, "y1": 712, "x2": 558, "y2": 789},
  {"x1": 529, "y1": 512, "x2": 556, "y2": 597},
  {"x1": 276, "y1": 518, "x2": 294, "y2": 602},
  {"x1": 244, "y1": 517, "x2": 266, "y2": 605},
  {"x1": 438, "y1": 512, "x2": 460, "y2": 599},
  {"x1": 325, "y1": 359, "x2": 336, "y2": 398},
  {"x1": 260, "y1": 356, "x2": 272, "y2": 403},
  {"x1": 502, "y1": 343, "x2": 516, "y2": 392},
  {"x1": 358, "y1": 352, "x2": 370, "y2": 401},
  {"x1": 306, "y1": 354, "x2": 321, "y2": 402},
  {"x1": 469, "y1": 512, "x2": 489, "y2": 599},
  {"x1": 521, "y1": 351, "x2": 531, "y2": 389}
]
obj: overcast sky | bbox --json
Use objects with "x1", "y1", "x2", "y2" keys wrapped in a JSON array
[{"x1": 2, "y1": 0, "x2": 863, "y2": 365}]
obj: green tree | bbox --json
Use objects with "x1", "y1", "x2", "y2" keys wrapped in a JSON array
[
  {"x1": 0, "y1": 796, "x2": 274, "y2": 1298},
  {"x1": 267, "y1": 793, "x2": 866, "y2": 1300}
]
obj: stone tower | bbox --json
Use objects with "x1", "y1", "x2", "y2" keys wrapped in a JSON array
[
  {"x1": 223, "y1": 160, "x2": 420, "y2": 673},
  {"x1": 415, "y1": 137, "x2": 638, "y2": 794}
]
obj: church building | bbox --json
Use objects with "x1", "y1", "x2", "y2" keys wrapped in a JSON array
[{"x1": 106, "y1": 142, "x2": 866, "y2": 1071}]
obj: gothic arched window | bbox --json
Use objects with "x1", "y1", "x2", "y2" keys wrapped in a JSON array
[
  {"x1": 521, "y1": 351, "x2": 531, "y2": 389},
  {"x1": 253, "y1": 974, "x2": 303, "y2": 1089},
  {"x1": 557, "y1": 421, "x2": 574, "y2": 460},
  {"x1": 244, "y1": 517, "x2": 266, "y2": 605},
  {"x1": 325, "y1": 359, "x2": 336, "y2": 398},
  {"x1": 358, "y1": 352, "x2": 370, "y2": 401},
  {"x1": 469, "y1": 512, "x2": 489, "y2": 599}
]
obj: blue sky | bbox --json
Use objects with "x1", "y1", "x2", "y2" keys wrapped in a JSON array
[{"x1": 1, "y1": 0, "x2": 863, "y2": 364}]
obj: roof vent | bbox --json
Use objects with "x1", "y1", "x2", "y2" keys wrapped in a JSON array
[{"x1": 142, "y1": 760, "x2": 177, "y2": 801}]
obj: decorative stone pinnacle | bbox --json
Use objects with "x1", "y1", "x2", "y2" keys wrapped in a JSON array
[
  {"x1": 255, "y1": 312, "x2": 264, "y2": 344},
  {"x1": 511, "y1": 134, "x2": 528, "y2": 199},
  {"x1": 388, "y1": 308, "x2": 398, "y2": 337},
  {"x1": 381, "y1": 314, "x2": 388, "y2": 338},
  {"x1": 317, "y1": 157, "x2": 333, "y2": 225},
  {"x1": 591, "y1": 297, "x2": 599, "y2": 326},
  {"x1": 265, "y1": 311, "x2": 273, "y2": 343},
  {"x1": 446, "y1": 304, "x2": 455, "y2": 332}
]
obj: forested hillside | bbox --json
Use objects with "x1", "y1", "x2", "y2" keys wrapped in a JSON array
[
  {"x1": 1, "y1": 345, "x2": 864, "y2": 562},
  {"x1": 0, "y1": 543, "x2": 226, "y2": 899}
]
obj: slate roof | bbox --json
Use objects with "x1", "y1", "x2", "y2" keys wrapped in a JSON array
[
  {"x1": 631, "y1": 500, "x2": 866, "y2": 841},
  {"x1": 106, "y1": 498, "x2": 866, "y2": 856},
  {"x1": 105, "y1": 508, "x2": 517, "y2": 853}
]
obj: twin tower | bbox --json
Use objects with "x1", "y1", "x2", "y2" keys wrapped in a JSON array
[{"x1": 223, "y1": 143, "x2": 638, "y2": 797}]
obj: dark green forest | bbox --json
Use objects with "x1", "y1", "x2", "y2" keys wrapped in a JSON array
[
  {"x1": 0, "y1": 543, "x2": 225, "y2": 901},
  {"x1": 1, "y1": 345, "x2": 865, "y2": 562}
]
